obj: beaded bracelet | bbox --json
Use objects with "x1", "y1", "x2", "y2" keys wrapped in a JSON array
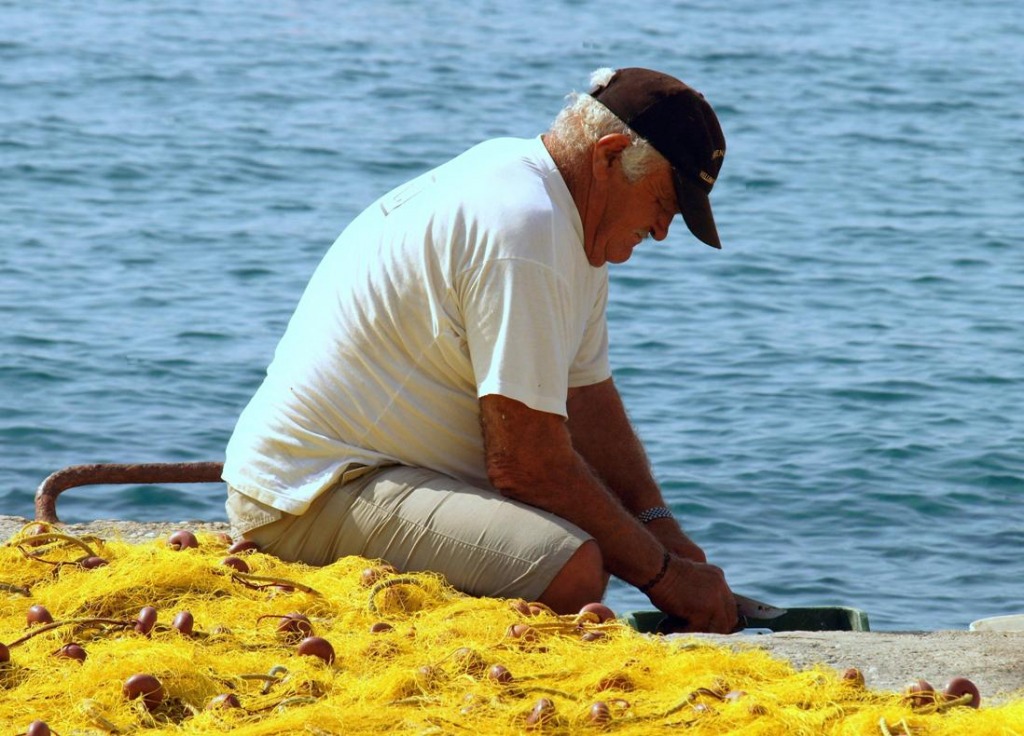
[
  {"x1": 637, "y1": 550, "x2": 671, "y2": 594},
  {"x1": 636, "y1": 506, "x2": 674, "y2": 524}
]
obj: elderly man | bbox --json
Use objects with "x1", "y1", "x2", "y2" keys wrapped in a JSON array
[{"x1": 224, "y1": 67, "x2": 739, "y2": 633}]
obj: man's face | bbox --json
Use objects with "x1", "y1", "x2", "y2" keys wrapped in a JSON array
[{"x1": 587, "y1": 159, "x2": 679, "y2": 267}]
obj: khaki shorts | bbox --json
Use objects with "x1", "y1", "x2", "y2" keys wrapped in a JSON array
[{"x1": 229, "y1": 466, "x2": 591, "y2": 602}]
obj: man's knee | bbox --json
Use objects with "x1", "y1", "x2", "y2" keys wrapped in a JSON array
[{"x1": 538, "y1": 540, "x2": 607, "y2": 614}]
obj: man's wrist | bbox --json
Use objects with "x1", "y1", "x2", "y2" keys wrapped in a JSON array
[{"x1": 637, "y1": 550, "x2": 671, "y2": 594}]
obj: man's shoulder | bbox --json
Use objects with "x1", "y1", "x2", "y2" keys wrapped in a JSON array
[
  {"x1": 452, "y1": 137, "x2": 572, "y2": 224},
  {"x1": 367, "y1": 136, "x2": 580, "y2": 263},
  {"x1": 449, "y1": 137, "x2": 552, "y2": 187},
  {"x1": 459, "y1": 136, "x2": 543, "y2": 161}
]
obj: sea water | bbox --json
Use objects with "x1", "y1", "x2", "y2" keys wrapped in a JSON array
[{"x1": 2, "y1": 1, "x2": 1021, "y2": 630}]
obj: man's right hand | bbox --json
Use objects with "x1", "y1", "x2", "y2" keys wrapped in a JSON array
[{"x1": 644, "y1": 554, "x2": 738, "y2": 634}]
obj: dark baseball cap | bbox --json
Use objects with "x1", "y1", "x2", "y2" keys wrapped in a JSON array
[{"x1": 589, "y1": 67, "x2": 726, "y2": 249}]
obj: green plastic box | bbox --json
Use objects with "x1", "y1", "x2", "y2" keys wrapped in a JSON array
[{"x1": 623, "y1": 606, "x2": 870, "y2": 634}]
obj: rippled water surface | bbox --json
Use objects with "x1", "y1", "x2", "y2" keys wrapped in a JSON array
[{"x1": 2, "y1": 1, "x2": 1022, "y2": 630}]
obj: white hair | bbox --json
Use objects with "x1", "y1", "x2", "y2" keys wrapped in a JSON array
[{"x1": 549, "y1": 68, "x2": 666, "y2": 182}]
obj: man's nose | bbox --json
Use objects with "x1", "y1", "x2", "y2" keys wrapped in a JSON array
[{"x1": 652, "y1": 214, "x2": 672, "y2": 241}]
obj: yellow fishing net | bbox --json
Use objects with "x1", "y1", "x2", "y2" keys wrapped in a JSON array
[{"x1": 1, "y1": 523, "x2": 1021, "y2": 735}]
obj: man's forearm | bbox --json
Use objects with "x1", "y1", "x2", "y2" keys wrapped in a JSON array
[
  {"x1": 566, "y1": 378, "x2": 668, "y2": 514},
  {"x1": 566, "y1": 379, "x2": 708, "y2": 562},
  {"x1": 480, "y1": 393, "x2": 669, "y2": 589}
]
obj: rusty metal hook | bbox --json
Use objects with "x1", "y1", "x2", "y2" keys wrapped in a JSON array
[{"x1": 34, "y1": 462, "x2": 224, "y2": 523}]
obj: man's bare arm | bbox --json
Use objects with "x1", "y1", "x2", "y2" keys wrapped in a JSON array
[
  {"x1": 566, "y1": 377, "x2": 706, "y2": 562},
  {"x1": 479, "y1": 392, "x2": 737, "y2": 633}
]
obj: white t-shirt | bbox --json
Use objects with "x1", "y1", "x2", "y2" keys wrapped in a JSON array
[{"x1": 223, "y1": 136, "x2": 612, "y2": 516}]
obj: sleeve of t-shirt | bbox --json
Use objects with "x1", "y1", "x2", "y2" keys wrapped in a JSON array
[
  {"x1": 568, "y1": 276, "x2": 611, "y2": 388},
  {"x1": 460, "y1": 257, "x2": 578, "y2": 417}
]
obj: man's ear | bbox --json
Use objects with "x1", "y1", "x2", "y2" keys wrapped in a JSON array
[{"x1": 591, "y1": 134, "x2": 632, "y2": 181}]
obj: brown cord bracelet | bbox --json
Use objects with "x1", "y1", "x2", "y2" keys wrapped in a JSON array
[{"x1": 637, "y1": 550, "x2": 671, "y2": 594}]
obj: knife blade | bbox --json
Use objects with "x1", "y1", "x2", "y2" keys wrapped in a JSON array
[
  {"x1": 655, "y1": 594, "x2": 787, "y2": 634},
  {"x1": 735, "y1": 593, "x2": 787, "y2": 620}
]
